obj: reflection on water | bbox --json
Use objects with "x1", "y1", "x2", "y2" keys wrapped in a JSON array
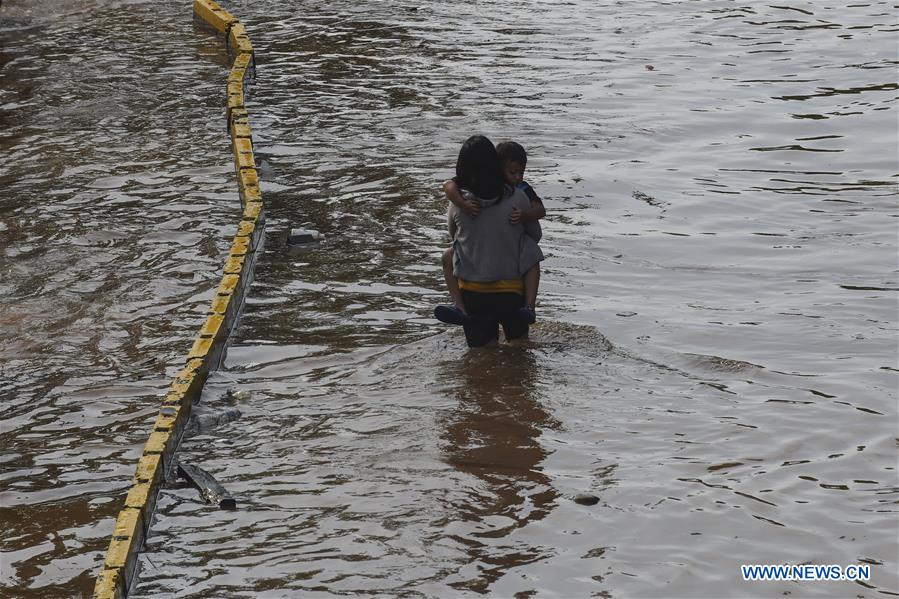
[
  {"x1": 2, "y1": 0, "x2": 897, "y2": 596},
  {"x1": 439, "y1": 347, "x2": 560, "y2": 593}
]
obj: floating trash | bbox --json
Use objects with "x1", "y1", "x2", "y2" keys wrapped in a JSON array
[
  {"x1": 287, "y1": 228, "x2": 323, "y2": 246},
  {"x1": 185, "y1": 407, "x2": 242, "y2": 437},
  {"x1": 226, "y1": 388, "x2": 252, "y2": 402},
  {"x1": 574, "y1": 494, "x2": 600, "y2": 506},
  {"x1": 178, "y1": 463, "x2": 237, "y2": 510}
]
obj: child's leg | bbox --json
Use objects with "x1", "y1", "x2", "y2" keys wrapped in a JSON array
[
  {"x1": 523, "y1": 262, "x2": 540, "y2": 310},
  {"x1": 442, "y1": 247, "x2": 466, "y2": 313}
]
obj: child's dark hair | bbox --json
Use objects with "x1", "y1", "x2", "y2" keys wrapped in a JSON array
[
  {"x1": 496, "y1": 141, "x2": 527, "y2": 166},
  {"x1": 455, "y1": 135, "x2": 504, "y2": 200}
]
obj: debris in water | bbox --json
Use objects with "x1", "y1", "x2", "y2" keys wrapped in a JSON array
[
  {"x1": 185, "y1": 407, "x2": 242, "y2": 437},
  {"x1": 616, "y1": 311, "x2": 637, "y2": 317},
  {"x1": 178, "y1": 463, "x2": 237, "y2": 510},
  {"x1": 574, "y1": 494, "x2": 600, "y2": 506},
  {"x1": 227, "y1": 388, "x2": 252, "y2": 402},
  {"x1": 287, "y1": 228, "x2": 323, "y2": 246}
]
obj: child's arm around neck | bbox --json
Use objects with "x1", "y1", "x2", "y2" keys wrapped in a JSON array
[
  {"x1": 443, "y1": 179, "x2": 481, "y2": 217},
  {"x1": 519, "y1": 182, "x2": 546, "y2": 222}
]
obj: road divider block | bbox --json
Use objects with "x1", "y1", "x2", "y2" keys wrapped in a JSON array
[
  {"x1": 143, "y1": 430, "x2": 176, "y2": 476},
  {"x1": 232, "y1": 137, "x2": 255, "y2": 172},
  {"x1": 93, "y1": 563, "x2": 121, "y2": 599},
  {"x1": 234, "y1": 36, "x2": 254, "y2": 56},
  {"x1": 228, "y1": 22, "x2": 253, "y2": 56},
  {"x1": 168, "y1": 370, "x2": 198, "y2": 399},
  {"x1": 236, "y1": 219, "x2": 256, "y2": 238},
  {"x1": 226, "y1": 92, "x2": 245, "y2": 124},
  {"x1": 238, "y1": 169, "x2": 260, "y2": 203},
  {"x1": 242, "y1": 200, "x2": 263, "y2": 221},
  {"x1": 199, "y1": 313, "x2": 225, "y2": 339},
  {"x1": 193, "y1": 0, "x2": 237, "y2": 34},
  {"x1": 228, "y1": 65, "x2": 248, "y2": 86},
  {"x1": 227, "y1": 81, "x2": 244, "y2": 102},
  {"x1": 223, "y1": 255, "x2": 245, "y2": 275},
  {"x1": 97, "y1": 5, "x2": 265, "y2": 597},
  {"x1": 230, "y1": 236, "x2": 250, "y2": 257},
  {"x1": 230, "y1": 113, "x2": 252, "y2": 143},
  {"x1": 228, "y1": 106, "x2": 249, "y2": 130},
  {"x1": 242, "y1": 191, "x2": 263, "y2": 208},
  {"x1": 133, "y1": 453, "x2": 162, "y2": 486},
  {"x1": 152, "y1": 409, "x2": 180, "y2": 437},
  {"x1": 227, "y1": 22, "x2": 247, "y2": 47},
  {"x1": 218, "y1": 274, "x2": 240, "y2": 296},
  {"x1": 123, "y1": 483, "x2": 158, "y2": 552},
  {"x1": 228, "y1": 53, "x2": 252, "y2": 85},
  {"x1": 124, "y1": 483, "x2": 153, "y2": 511},
  {"x1": 188, "y1": 336, "x2": 214, "y2": 362},
  {"x1": 145, "y1": 430, "x2": 172, "y2": 453},
  {"x1": 208, "y1": 291, "x2": 232, "y2": 316}
]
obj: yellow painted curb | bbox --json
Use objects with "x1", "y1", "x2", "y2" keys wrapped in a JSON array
[
  {"x1": 95, "y1": 2, "x2": 265, "y2": 597},
  {"x1": 232, "y1": 136, "x2": 255, "y2": 172},
  {"x1": 228, "y1": 23, "x2": 254, "y2": 56},
  {"x1": 243, "y1": 200, "x2": 263, "y2": 221},
  {"x1": 236, "y1": 220, "x2": 256, "y2": 238},
  {"x1": 193, "y1": 0, "x2": 237, "y2": 34},
  {"x1": 199, "y1": 313, "x2": 226, "y2": 338},
  {"x1": 94, "y1": 567, "x2": 121, "y2": 599}
]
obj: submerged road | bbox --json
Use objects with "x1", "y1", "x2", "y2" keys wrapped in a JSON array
[{"x1": 1, "y1": 0, "x2": 897, "y2": 597}]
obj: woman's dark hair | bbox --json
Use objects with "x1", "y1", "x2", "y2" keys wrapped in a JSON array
[
  {"x1": 496, "y1": 141, "x2": 527, "y2": 166},
  {"x1": 455, "y1": 135, "x2": 504, "y2": 200}
]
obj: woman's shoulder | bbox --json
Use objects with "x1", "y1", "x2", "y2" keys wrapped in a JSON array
[{"x1": 506, "y1": 185, "x2": 530, "y2": 206}]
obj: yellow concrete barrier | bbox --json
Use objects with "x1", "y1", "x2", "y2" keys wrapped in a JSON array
[
  {"x1": 243, "y1": 199, "x2": 263, "y2": 221},
  {"x1": 226, "y1": 82, "x2": 245, "y2": 122},
  {"x1": 94, "y1": 566, "x2": 121, "y2": 598},
  {"x1": 232, "y1": 137, "x2": 256, "y2": 173},
  {"x1": 199, "y1": 313, "x2": 225, "y2": 338},
  {"x1": 95, "y1": 2, "x2": 265, "y2": 597},
  {"x1": 233, "y1": 36, "x2": 254, "y2": 56},
  {"x1": 238, "y1": 168, "x2": 260, "y2": 204},
  {"x1": 193, "y1": 0, "x2": 237, "y2": 34},
  {"x1": 228, "y1": 22, "x2": 254, "y2": 56},
  {"x1": 229, "y1": 53, "x2": 253, "y2": 85},
  {"x1": 231, "y1": 119, "x2": 253, "y2": 144}
]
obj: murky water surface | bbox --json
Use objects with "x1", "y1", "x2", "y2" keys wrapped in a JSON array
[{"x1": 2, "y1": 0, "x2": 897, "y2": 597}]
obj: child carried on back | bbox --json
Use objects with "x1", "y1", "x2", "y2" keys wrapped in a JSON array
[{"x1": 435, "y1": 141, "x2": 546, "y2": 325}]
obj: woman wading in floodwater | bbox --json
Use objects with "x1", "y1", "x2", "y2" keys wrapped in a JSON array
[{"x1": 436, "y1": 135, "x2": 544, "y2": 347}]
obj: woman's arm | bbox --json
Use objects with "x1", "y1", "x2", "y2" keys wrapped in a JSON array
[{"x1": 443, "y1": 179, "x2": 480, "y2": 216}]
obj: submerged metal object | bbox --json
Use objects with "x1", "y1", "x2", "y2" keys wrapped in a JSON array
[
  {"x1": 287, "y1": 228, "x2": 323, "y2": 245},
  {"x1": 184, "y1": 406, "x2": 242, "y2": 437},
  {"x1": 177, "y1": 463, "x2": 237, "y2": 510}
]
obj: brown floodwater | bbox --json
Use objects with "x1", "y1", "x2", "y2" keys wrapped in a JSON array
[{"x1": 1, "y1": 0, "x2": 897, "y2": 597}]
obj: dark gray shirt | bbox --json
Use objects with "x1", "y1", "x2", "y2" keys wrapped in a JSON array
[{"x1": 448, "y1": 187, "x2": 543, "y2": 282}]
